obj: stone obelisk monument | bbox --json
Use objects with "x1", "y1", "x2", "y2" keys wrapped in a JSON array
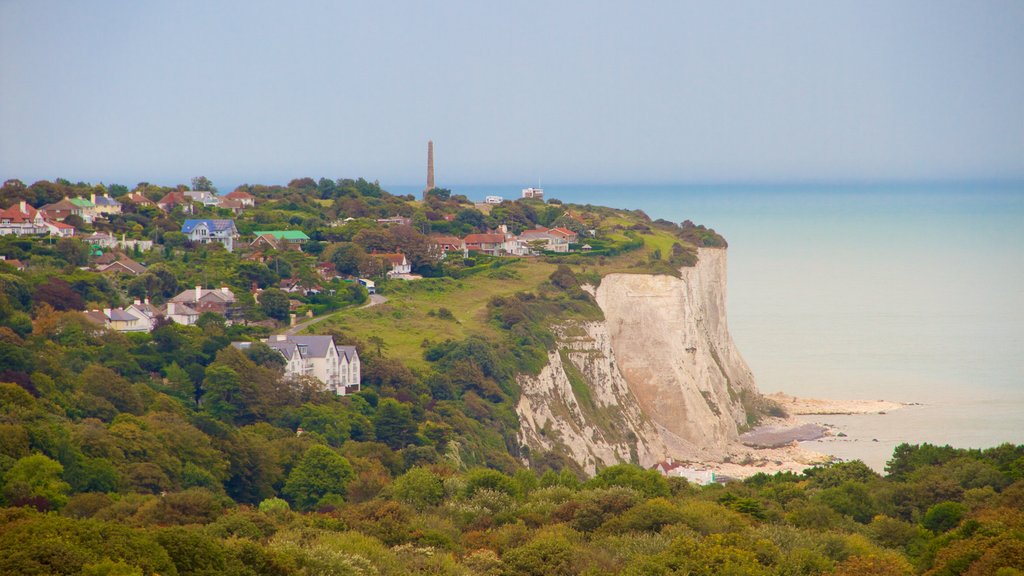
[{"x1": 423, "y1": 140, "x2": 435, "y2": 199}]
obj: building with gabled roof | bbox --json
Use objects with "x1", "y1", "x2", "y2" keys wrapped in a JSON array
[
  {"x1": 97, "y1": 257, "x2": 147, "y2": 275},
  {"x1": 169, "y1": 285, "x2": 238, "y2": 317},
  {"x1": 181, "y1": 219, "x2": 239, "y2": 251},
  {"x1": 224, "y1": 190, "x2": 256, "y2": 207},
  {"x1": 157, "y1": 191, "x2": 192, "y2": 213},
  {"x1": 245, "y1": 334, "x2": 360, "y2": 395},
  {"x1": 463, "y1": 233, "x2": 508, "y2": 255}
]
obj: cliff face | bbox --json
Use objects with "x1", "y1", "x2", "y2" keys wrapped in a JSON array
[{"x1": 516, "y1": 248, "x2": 758, "y2": 474}]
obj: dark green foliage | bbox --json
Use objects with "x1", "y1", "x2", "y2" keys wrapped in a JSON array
[
  {"x1": 282, "y1": 445, "x2": 353, "y2": 510},
  {"x1": 586, "y1": 464, "x2": 669, "y2": 498}
]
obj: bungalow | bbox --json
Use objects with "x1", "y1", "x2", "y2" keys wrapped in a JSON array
[
  {"x1": 261, "y1": 334, "x2": 361, "y2": 395},
  {"x1": 376, "y1": 216, "x2": 412, "y2": 226},
  {"x1": 519, "y1": 227, "x2": 570, "y2": 253},
  {"x1": 463, "y1": 233, "x2": 507, "y2": 256},
  {"x1": 97, "y1": 257, "x2": 147, "y2": 276},
  {"x1": 224, "y1": 190, "x2": 256, "y2": 207},
  {"x1": 181, "y1": 219, "x2": 239, "y2": 251},
  {"x1": 252, "y1": 230, "x2": 309, "y2": 251},
  {"x1": 169, "y1": 285, "x2": 238, "y2": 317}
]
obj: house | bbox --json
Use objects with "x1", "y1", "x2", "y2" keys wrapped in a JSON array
[
  {"x1": 125, "y1": 299, "x2": 161, "y2": 331},
  {"x1": 97, "y1": 257, "x2": 147, "y2": 275},
  {"x1": 91, "y1": 194, "x2": 122, "y2": 215},
  {"x1": 519, "y1": 227, "x2": 570, "y2": 253},
  {"x1": 521, "y1": 187, "x2": 544, "y2": 199},
  {"x1": 0, "y1": 201, "x2": 48, "y2": 235},
  {"x1": 68, "y1": 197, "x2": 97, "y2": 220},
  {"x1": 121, "y1": 191, "x2": 157, "y2": 208},
  {"x1": 376, "y1": 216, "x2": 412, "y2": 226},
  {"x1": 261, "y1": 334, "x2": 361, "y2": 395},
  {"x1": 169, "y1": 285, "x2": 238, "y2": 317},
  {"x1": 430, "y1": 235, "x2": 465, "y2": 258},
  {"x1": 41, "y1": 220, "x2": 75, "y2": 237},
  {"x1": 650, "y1": 458, "x2": 717, "y2": 485},
  {"x1": 162, "y1": 301, "x2": 199, "y2": 325},
  {"x1": 375, "y1": 253, "x2": 412, "y2": 277},
  {"x1": 0, "y1": 256, "x2": 25, "y2": 271},
  {"x1": 484, "y1": 195, "x2": 503, "y2": 204},
  {"x1": 84, "y1": 232, "x2": 118, "y2": 248},
  {"x1": 463, "y1": 233, "x2": 507, "y2": 256},
  {"x1": 40, "y1": 198, "x2": 87, "y2": 222},
  {"x1": 181, "y1": 219, "x2": 239, "y2": 251},
  {"x1": 252, "y1": 230, "x2": 309, "y2": 251},
  {"x1": 217, "y1": 198, "x2": 245, "y2": 214},
  {"x1": 83, "y1": 308, "x2": 148, "y2": 333},
  {"x1": 224, "y1": 190, "x2": 256, "y2": 207},
  {"x1": 185, "y1": 190, "x2": 220, "y2": 206},
  {"x1": 157, "y1": 191, "x2": 192, "y2": 213},
  {"x1": 548, "y1": 227, "x2": 579, "y2": 244}
]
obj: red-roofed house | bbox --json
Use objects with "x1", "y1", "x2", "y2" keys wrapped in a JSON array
[
  {"x1": 463, "y1": 233, "x2": 507, "y2": 256},
  {"x1": 0, "y1": 201, "x2": 47, "y2": 235},
  {"x1": 224, "y1": 190, "x2": 256, "y2": 207}
]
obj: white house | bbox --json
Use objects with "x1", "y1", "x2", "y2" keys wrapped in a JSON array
[
  {"x1": 521, "y1": 187, "x2": 544, "y2": 199},
  {"x1": 378, "y1": 253, "x2": 412, "y2": 277},
  {"x1": 181, "y1": 219, "x2": 239, "y2": 251},
  {"x1": 184, "y1": 190, "x2": 221, "y2": 206},
  {"x1": 262, "y1": 335, "x2": 360, "y2": 395},
  {"x1": 484, "y1": 195, "x2": 503, "y2": 204},
  {"x1": 163, "y1": 301, "x2": 199, "y2": 325},
  {"x1": 651, "y1": 458, "x2": 717, "y2": 485}
]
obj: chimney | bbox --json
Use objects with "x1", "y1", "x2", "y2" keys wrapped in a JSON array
[
  {"x1": 167, "y1": 302, "x2": 176, "y2": 315},
  {"x1": 144, "y1": 297, "x2": 150, "y2": 305},
  {"x1": 195, "y1": 285, "x2": 202, "y2": 301},
  {"x1": 103, "y1": 308, "x2": 111, "y2": 317},
  {"x1": 91, "y1": 193, "x2": 96, "y2": 203},
  {"x1": 134, "y1": 299, "x2": 141, "y2": 305},
  {"x1": 220, "y1": 286, "x2": 230, "y2": 294},
  {"x1": 19, "y1": 200, "x2": 26, "y2": 212},
  {"x1": 274, "y1": 334, "x2": 287, "y2": 342}
]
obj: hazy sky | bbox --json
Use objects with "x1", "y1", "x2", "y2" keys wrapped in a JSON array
[{"x1": 2, "y1": 0, "x2": 1022, "y2": 189}]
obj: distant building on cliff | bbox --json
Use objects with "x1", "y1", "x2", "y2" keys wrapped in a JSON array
[{"x1": 521, "y1": 187, "x2": 544, "y2": 199}]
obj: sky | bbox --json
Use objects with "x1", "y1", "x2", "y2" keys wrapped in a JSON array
[{"x1": 1, "y1": 0, "x2": 1023, "y2": 190}]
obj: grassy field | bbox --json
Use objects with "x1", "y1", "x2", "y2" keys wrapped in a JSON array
[{"x1": 310, "y1": 259, "x2": 560, "y2": 370}]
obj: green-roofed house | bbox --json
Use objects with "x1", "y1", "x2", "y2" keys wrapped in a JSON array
[
  {"x1": 68, "y1": 197, "x2": 97, "y2": 222},
  {"x1": 251, "y1": 230, "x2": 310, "y2": 251}
]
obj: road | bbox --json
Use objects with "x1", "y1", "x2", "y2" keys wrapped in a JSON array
[{"x1": 282, "y1": 293, "x2": 387, "y2": 336}]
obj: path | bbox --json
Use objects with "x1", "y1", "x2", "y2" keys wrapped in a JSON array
[{"x1": 283, "y1": 293, "x2": 387, "y2": 336}]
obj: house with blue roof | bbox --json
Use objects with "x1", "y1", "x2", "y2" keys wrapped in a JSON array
[{"x1": 181, "y1": 219, "x2": 239, "y2": 251}]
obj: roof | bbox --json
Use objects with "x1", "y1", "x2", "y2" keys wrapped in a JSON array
[
  {"x1": 170, "y1": 287, "x2": 236, "y2": 304},
  {"x1": 253, "y1": 230, "x2": 310, "y2": 241},
  {"x1": 46, "y1": 220, "x2": 75, "y2": 229},
  {"x1": 266, "y1": 335, "x2": 344, "y2": 360},
  {"x1": 69, "y1": 197, "x2": 94, "y2": 208},
  {"x1": 337, "y1": 345, "x2": 358, "y2": 362},
  {"x1": 225, "y1": 190, "x2": 255, "y2": 199},
  {"x1": 157, "y1": 191, "x2": 189, "y2": 205},
  {"x1": 181, "y1": 219, "x2": 237, "y2": 234},
  {"x1": 464, "y1": 233, "x2": 506, "y2": 244},
  {"x1": 431, "y1": 235, "x2": 463, "y2": 246},
  {"x1": 100, "y1": 258, "x2": 147, "y2": 275},
  {"x1": 41, "y1": 199, "x2": 78, "y2": 211},
  {"x1": 163, "y1": 302, "x2": 199, "y2": 316},
  {"x1": 93, "y1": 195, "x2": 121, "y2": 206},
  {"x1": 82, "y1": 310, "x2": 108, "y2": 325},
  {"x1": 122, "y1": 192, "x2": 156, "y2": 205},
  {"x1": 218, "y1": 198, "x2": 244, "y2": 209},
  {"x1": 549, "y1": 227, "x2": 577, "y2": 237},
  {"x1": 108, "y1": 309, "x2": 139, "y2": 322},
  {"x1": 377, "y1": 253, "x2": 407, "y2": 266}
]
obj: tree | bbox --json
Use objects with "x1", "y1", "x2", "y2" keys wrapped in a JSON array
[
  {"x1": 282, "y1": 445, "x2": 354, "y2": 510},
  {"x1": 35, "y1": 278, "x2": 85, "y2": 311},
  {"x1": 191, "y1": 176, "x2": 216, "y2": 192},
  {"x1": 202, "y1": 365, "x2": 243, "y2": 422},
  {"x1": 391, "y1": 467, "x2": 444, "y2": 510},
  {"x1": 56, "y1": 237, "x2": 90, "y2": 266},
  {"x1": 329, "y1": 242, "x2": 367, "y2": 276},
  {"x1": 259, "y1": 288, "x2": 290, "y2": 321},
  {"x1": 586, "y1": 464, "x2": 670, "y2": 498},
  {"x1": 372, "y1": 399, "x2": 417, "y2": 449},
  {"x1": 2, "y1": 453, "x2": 71, "y2": 510}
]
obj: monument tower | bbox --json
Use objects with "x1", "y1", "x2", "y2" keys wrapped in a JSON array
[{"x1": 424, "y1": 140, "x2": 434, "y2": 199}]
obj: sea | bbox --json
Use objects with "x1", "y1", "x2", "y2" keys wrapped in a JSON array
[{"x1": 392, "y1": 182, "x2": 1024, "y2": 471}]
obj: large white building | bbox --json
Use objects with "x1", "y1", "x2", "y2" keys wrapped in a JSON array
[
  {"x1": 261, "y1": 335, "x2": 361, "y2": 395},
  {"x1": 181, "y1": 219, "x2": 239, "y2": 251}
]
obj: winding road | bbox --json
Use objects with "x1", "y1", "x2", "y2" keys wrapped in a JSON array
[{"x1": 282, "y1": 293, "x2": 387, "y2": 336}]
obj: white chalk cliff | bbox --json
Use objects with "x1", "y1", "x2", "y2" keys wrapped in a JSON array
[{"x1": 516, "y1": 248, "x2": 759, "y2": 475}]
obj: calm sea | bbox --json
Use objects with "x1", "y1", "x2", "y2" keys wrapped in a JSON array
[{"x1": 393, "y1": 182, "x2": 1024, "y2": 470}]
